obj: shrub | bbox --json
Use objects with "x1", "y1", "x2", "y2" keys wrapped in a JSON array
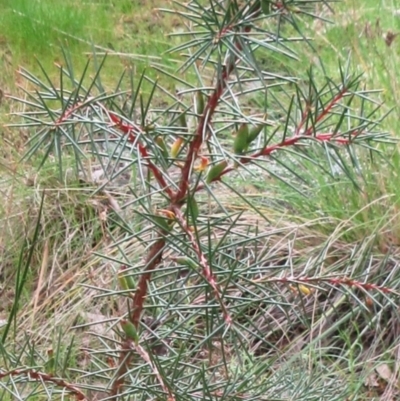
[{"x1": 1, "y1": 1, "x2": 396, "y2": 400}]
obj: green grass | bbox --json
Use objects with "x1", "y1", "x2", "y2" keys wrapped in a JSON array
[
  {"x1": 0, "y1": 0, "x2": 113, "y2": 54},
  {"x1": 0, "y1": 0, "x2": 182, "y2": 94}
]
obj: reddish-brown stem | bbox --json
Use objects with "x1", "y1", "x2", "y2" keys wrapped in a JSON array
[
  {"x1": 257, "y1": 129, "x2": 357, "y2": 157},
  {"x1": 53, "y1": 101, "x2": 175, "y2": 200},
  {"x1": 201, "y1": 86, "x2": 354, "y2": 183},
  {"x1": 108, "y1": 112, "x2": 175, "y2": 199},
  {"x1": 134, "y1": 342, "x2": 175, "y2": 400},
  {"x1": 55, "y1": 99, "x2": 94, "y2": 126},
  {"x1": 110, "y1": 339, "x2": 134, "y2": 396},
  {"x1": 294, "y1": 101, "x2": 312, "y2": 136},
  {"x1": 173, "y1": 25, "x2": 253, "y2": 204},
  {"x1": 295, "y1": 88, "x2": 347, "y2": 136},
  {"x1": 172, "y1": 206, "x2": 232, "y2": 325},
  {"x1": 212, "y1": 129, "x2": 360, "y2": 182},
  {"x1": 112, "y1": 339, "x2": 175, "y2": 399},
  {"x1": 254, "y1": 275, "x2": 399, "y2": 296},
  {"x1": 111, "y1": 237, "x2": 167, "y2": 396},
  {"x1": 130, "y1": 238, "x2": 166, "y2": 328},
  {"x1": 302, "y1": 88, "x2": 348, "y2": 137},
  {"x1": 0, "y1": 369, "x2": 87, "y2": 400}
]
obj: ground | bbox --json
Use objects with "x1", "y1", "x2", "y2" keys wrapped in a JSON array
[{"x1": 1, "y1": 1, "x2": 400, "y2": 400}]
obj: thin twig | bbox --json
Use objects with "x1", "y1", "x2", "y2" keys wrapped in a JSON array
[
  {"x1": 253, "y1": 275, "x2": 400, "y2": 296},
  {"x1": 108, "y1": 112, "x2": 175, "y2": 199},
  {"x1": 172, "y1": 205, "x2": 232, "y2": 325},
  {"x1": 0, "y1": 369, "x2": 87, "y2": 400},
  {"x1": 173, "y1": 24, "x2": 254, "y2": 203},
  {"x1": 211, "y1": 129, "x2": 361, "y2": 183},
  {"x1": 134, "y1": 342, "x2": 175, "y2": 400}
]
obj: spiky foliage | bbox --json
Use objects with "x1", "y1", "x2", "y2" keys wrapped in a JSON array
[{"x1": 1, "y1": 1, "x2": 399, "y2": 401}]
